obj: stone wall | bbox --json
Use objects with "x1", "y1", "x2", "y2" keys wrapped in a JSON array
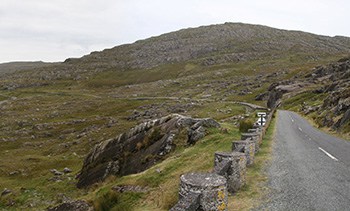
[{"x1": 170, "y1": 109, "x2": 276, "y2": 210}]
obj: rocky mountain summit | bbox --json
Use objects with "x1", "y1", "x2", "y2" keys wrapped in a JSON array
[
  {"x1": 77, "y1": 114, "x2": 220, "y2": 188},
  {"x1": 68, "y1": 23, "x2": 350, "y2": 70}
]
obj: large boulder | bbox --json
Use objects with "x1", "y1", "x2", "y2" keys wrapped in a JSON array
[
  {"x1": 76, "y1": 114, "x2": 220, "y2": 188},
  {"x1": 266, "y1": 81, "x2": 306, "y2": 109}
]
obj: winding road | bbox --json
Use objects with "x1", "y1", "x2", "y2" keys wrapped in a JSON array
[{"x1": 260, "y1": 110, "x2": 350, "y2": 210}]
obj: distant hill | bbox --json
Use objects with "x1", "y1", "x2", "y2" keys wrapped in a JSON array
[
  {"x1": 0, "y1": 61, "x2": 55, "y2": 75},
  {"x1": 66, "y1": 22, "x2": 350, "y2": 70},
  {"x1": 2, "y1": 23, "x2": 350, "y2": 84}
]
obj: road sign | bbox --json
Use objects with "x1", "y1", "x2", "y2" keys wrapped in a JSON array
[
  {"x1": 257, "y1": 112, "x2": 267, "y2": 126},
  {"x1": 257, "y1": 112, "x2": 267, "y2": 118},
  {"x1": 256, "y1": 118, "x2": 266, "y2": 126}
]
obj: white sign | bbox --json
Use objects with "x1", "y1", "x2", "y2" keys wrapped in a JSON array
[
  {"x1": 256, "y1": 118, "x2": 266, "y2": 126},
  {"x1": 257, "y1": 112, "x2": 267, "y2": 118}
]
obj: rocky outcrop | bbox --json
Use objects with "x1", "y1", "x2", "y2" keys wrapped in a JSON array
[
  {"x1": 47, "y1": 200, "x2": 92, "y2": 211},
  {"x1": 334, "y1": 109, "x2": 350, "y2": 129},
  {"x1": 266, "y1": 81, "x2": 303, "y2": 108},
  {"x1": 306, "y1": 58, "x2": 350, "y2": 130},
  {"x1": 77, "y1": 114, "x2": 220, "y2": 188},
  {"x1": 265, "y1": 57, "x2": 350, "y2": 131},
  {"x1": 255, "y1": 92, "x2": 269, "y2": 101}
]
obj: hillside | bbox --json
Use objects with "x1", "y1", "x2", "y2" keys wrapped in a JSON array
[
  {"x1": 0, "y1": 62, "x2": 55, "y2": 76},
  {"x1": 0, "y1": 22, "x2": 349, "y2": 210},
  {"x1": 69, "y1": 22, "x2": 350, "y2": 70}
]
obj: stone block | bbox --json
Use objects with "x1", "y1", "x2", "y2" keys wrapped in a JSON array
[
  {"x1": 214, "y1": 152, "x2": 246, "y2": 193},
  {"x1": 232, "y1": 141, "x2": 255, "y2": 166},
  {"x1": 169, "y1": 192, "x2": 200, "y2": 211},
  {"x1": 179, "y1": 173, "x2": 228, "y2": 211}
]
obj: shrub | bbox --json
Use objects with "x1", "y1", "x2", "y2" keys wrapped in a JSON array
[
  {"x1": 239, "y1": 119, "x2": 254, "y2": 133},
  {"x1": 93, "y1": 190, "x2": 120, "y2": 211}
]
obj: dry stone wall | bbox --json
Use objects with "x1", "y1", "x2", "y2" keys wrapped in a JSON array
[
  {"x1": 232, "y1": 141, "x2": 255, "y2": 166},
  {"x1": 170, "y1": 109, "x2": 276, "y2": 211}
]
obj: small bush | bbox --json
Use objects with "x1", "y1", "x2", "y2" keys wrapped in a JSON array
[
  {"x1": 93, "y1": 190, "x2": 142, "y2": 211},
  {"x1": 239, "y1": 119, "x2": 254, "y2": 133},
  {"x1": 93, "y1": 190, "x2": 120, "y2": 211}
]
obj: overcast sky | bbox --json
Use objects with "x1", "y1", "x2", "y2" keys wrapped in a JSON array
[{"x1": 1, "y1": 0, "x2": 349, "y2": 63}]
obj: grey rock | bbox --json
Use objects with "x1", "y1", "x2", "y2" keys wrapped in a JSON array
[
  {"x1": 334, "y1": 108, "x2": 350, "y2": 129},
  {"x1": 50, "y1": 169, "x2": 63, "y2": 176},
  {"x1": 47, "y1": 200, "x2": 92, "y2": 211},
  {"x1": 63, "y1": 167, "x2": 72, "y2": 174},
  {"x1": 1, "y1": 188, "x2": 12, "y2": 196},
  {"x1": 112, "y1": 185, "x2": 148, "y2": 193},
  {"x1": 77, "y1": 114, "x2": 220, "y2": 188},
  {"x1": 9, "y1": 171, "x2": 20, "y2": 176},
  {"x1": 255, "y1": 92, "x2": 269, "y2": 101}
]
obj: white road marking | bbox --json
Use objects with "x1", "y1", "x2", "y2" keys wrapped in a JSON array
[
  {"x1": 298, "y1": 127, "x2": 303, "y2": 131},
  {"x1": 319, "y1": 147, "x2": 339, "y2": 161}
]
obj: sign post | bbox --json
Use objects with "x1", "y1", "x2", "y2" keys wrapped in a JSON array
[{"x1": 257, "y1": 112, "x2": 267, "y2": 126}]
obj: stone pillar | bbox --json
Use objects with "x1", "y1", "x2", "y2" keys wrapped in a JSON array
[
  {"x1": 179, "y1": 173, "x2": 228, "y2": 211},
  {"x1": 241, "y1": 133, "x2": 260, "y2": 153},
  {"x1": 170, "y1": 192, "x2": 200, "y2": 211},
  {"x1": 214, "y1": 152, "x2": 246, "y2": 193},
  {"x1": 232, "y1": 141, "x2": 255, "y2": 166}
]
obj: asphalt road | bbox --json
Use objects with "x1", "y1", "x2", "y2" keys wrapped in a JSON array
[{"x1": 259, "y1": 110, "x2": 350, "y2": 211}]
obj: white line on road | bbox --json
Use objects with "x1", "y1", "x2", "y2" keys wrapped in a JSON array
[
  {"x1": 319, "y1": 147, "x2": 339, "y2": 161},
  {"x1": 298, "y1": 127, "x2": 303, "y2": 131}
]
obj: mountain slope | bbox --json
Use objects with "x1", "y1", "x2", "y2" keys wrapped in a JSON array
[
  {"x1": 0, "y1": 61, "x2": 55, "y2": 75},
  {"x1": 67, "y1": 22, "x2": 350, "y2": 70}
]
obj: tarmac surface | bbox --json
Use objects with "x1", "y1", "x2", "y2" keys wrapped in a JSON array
[{"x1": 258, "y1": 110, "x2": 350, "y2": 210}]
